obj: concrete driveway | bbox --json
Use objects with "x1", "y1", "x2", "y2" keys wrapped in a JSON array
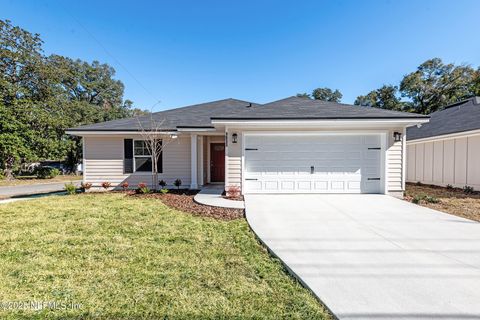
[{"x1": 245, "y1": 194, "x2": 480, "y2": 320}]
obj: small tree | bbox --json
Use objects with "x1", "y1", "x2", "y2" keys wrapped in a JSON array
[
  {"x1": 136, "y1": 112, "x2": 178, "y2": 191},
  {"x1": 159, "y1": 180, "x2": 167, "y2": 188},
  {"x1": 174, "y1": 179, "x2": 182, "y2": 190}
]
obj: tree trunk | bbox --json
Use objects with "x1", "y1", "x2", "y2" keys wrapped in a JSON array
[{"x1": 3, "y1": 159, "x2": 15, "y2": 180}]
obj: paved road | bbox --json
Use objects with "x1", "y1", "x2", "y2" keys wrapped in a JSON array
[
  {"x1": 245, "y1": 194, "x2": 480, "y2": 320},
  {"x1": 0, "y1": 181, "x2": 81, "y2": 199}
]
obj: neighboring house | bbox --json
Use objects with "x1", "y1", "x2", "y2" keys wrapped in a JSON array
[
  {"x1": 406, "y1": 97, "x2": 480, "y2": 189},
  {"x1": 67, "y1": 96, "x2": 428, "y2": 197}
]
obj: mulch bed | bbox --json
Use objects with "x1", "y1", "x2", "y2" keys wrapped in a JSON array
[
  {"x1": 131, "y1": 190, "x2": 244, "y2": 221},
  {"x1": 405, "y1": 183, "x2": 480, "y2": 222}
]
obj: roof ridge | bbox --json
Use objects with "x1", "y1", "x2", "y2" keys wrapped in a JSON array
[
  {"x1": 263, "y1": 95, "x2": 426, "y2": 117},
  {"x1": 150, "y1": 98, "x2": 256, "y2": 115},
  {"x1": 442, "y1": 97, "x2": 478, "y2": 110}
]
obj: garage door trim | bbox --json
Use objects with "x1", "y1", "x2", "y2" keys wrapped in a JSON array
[{"x1": 241, "y1": 131, "x2": 388, "y2": 194}]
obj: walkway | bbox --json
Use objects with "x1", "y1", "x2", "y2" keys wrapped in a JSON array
[{"x1": 194, "y1": 185, "x2": 245, "y2": 209}]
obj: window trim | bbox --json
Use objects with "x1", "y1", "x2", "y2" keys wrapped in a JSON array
[{"x1": 132, "y1": 139, "x2": 163, "y2": 173}]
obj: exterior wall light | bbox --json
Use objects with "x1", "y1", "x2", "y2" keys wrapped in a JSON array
[
  {"x1": 393, "y1": 131, "x2": 402, "y2": 142},
  {"x1": 232, "y1": 133, "x2": 238, "y2": 143}
]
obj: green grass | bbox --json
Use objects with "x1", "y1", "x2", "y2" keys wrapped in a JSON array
[{"x1": 0, "y1": 194, "x2": 330, "y2": 319}]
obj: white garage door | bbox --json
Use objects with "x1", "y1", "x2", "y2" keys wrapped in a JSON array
[{"x1": 244, "y1": 134, "x2": 384, "y2": 194}]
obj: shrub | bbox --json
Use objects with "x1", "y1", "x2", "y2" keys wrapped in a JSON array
[
  {"x1": 120, "y1": 182, "x2": 129, "y2": 191},
  {"x1": 226, "y1": 185, "x2": 241, "y2": 199},
  {"x1": 159, "y1": 180, "x2": 167, "y2": 188},
  {"x1": 81, "y1": 182, "x2": 92, "y2": 191},
  {"x1": 412, "y1": 194, "x2": 439, "y2": 204},
  {"x1": 0, "y1": 169, "x2": 4, "y2": 180},
  {"x1": 446, "y1": 184, "x2": 453, "y2": 190},
  {"x1": 424, "y1": 195, "x2": 439, "y2": 204},
  {"x1": 36, "y1": 167, "x2": 60, "y2": 179},
  {"x1": 463, "y1": 185, "x2": 474, "y2": 194},
  {"x1": 101, "y1": 181, "x2": 112, "y2": 190},
  {"x1": 64, "y1": 183, "x2": 77, "y2": 195},
  {"x1": 412, "y1": 195, "x2": 423, "y2": 204},
  {"x1": 136, "y1": 182, "x2": 150, "y2": 194},
  {"x1": 416, "y1": 181, "x2": 422, "y2": 186},
  {"x1": 160, "y1": 188, "x2": 169, "y2": 194},
  {"x1": 174, "y1": 179, "x2": 182, "y2": 190}
]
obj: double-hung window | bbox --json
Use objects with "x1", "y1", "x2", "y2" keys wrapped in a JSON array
[
  {"x1": 134, "y1": 140, "x2": 152, "y2": 172},
  {"x1": 133, "y1": 140, "x2": 163, "y2": 173}
]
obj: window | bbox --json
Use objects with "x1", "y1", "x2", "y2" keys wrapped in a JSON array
[
  {"x1": 133, "y1": 140, "x2": 163, "y2": 173},
  {"x1": 134, "y1": 140, "x2": 152, "y2": 172}
]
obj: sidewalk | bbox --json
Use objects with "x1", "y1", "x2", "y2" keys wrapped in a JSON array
[{"x1": 0, "y1": 181, "x2": 81, "y2": 199}]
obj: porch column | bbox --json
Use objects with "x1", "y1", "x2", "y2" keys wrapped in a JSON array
[
  {"x1": 190, "y1": 134, "x2": 198, "y2": 189},
  {"x1": 198, "y1": 136, "x2": 204, "y2": 186}
]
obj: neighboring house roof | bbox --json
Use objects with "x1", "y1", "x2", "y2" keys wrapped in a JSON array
[
  {"x1": 68, "y1": 96, "x2": 428, "y2": 132},
  {"x1": 407, "y1": 97, "x2": 480, "y2": 141}
]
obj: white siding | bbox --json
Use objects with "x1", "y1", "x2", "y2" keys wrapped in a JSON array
[
  {"x1": 226, "y1": 131, "x2": 242, "y2": 187},
  {"x1": 467, "y1": 135, "x2": 480, "y2": 186},
  {"x1": 433, "y1": 141, "x2": 444, "y2": 183},
  {"x1": 443, "y1": 140, "x2": 455, "y2": 184},
  {"x1": 423, "y1": 142, "x2": 434, "y2": 183},
  {"x1": 407, "y1": 131, "x2": 480, "y2": 190},
  {"x1": 84, "y1": 136, "x2": 191, "y2": 189},
  {"x1": 386, "y1": 129, "x2": 404, "y2": 192}
]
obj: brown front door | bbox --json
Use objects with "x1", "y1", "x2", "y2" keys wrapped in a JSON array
[{"x1": 210, "y1": 143, "x2": 225, "y2": 182}]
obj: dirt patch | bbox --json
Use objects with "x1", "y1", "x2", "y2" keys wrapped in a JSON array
[
  {"x1": 405, "y1": 183, "x2": 480, "y2": 222},
  {"x1": 132, "y1": 190, "x2": 244, "y2": 221}
]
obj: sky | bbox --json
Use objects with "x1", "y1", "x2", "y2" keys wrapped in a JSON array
[{"x1": 2, "y1": 0, "x2": 480, "y2": 111}]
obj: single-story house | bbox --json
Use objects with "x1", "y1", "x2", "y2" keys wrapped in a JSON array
[
  {"x1": 406, "y1": 96, "x2": 480, "y2": 190},
  {"x1": 67, "y1": 96, "x2": 428, "y2": 197}
]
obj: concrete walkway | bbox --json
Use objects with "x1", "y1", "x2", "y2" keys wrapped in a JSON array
[
  {"x1": 0, "y1": 181, "x2": 80, "y2": 199},
  {"x1": 245, "y1": 194, "x2": 480, "y2": 320},
  {"x1": 194, "y1": 185, "x2": 244, "y2": 209}
]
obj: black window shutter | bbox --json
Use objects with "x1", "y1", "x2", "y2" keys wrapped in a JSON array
[
  {"x1": 124, "y1": 139, "x2": 133, "y2": 174},
  {"x1": 156, "y1": 140, "x2": 163, "y2": 173}
]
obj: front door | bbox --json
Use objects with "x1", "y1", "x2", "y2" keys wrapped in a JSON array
[{"x1": 210, "y1": 143, "x2": 225, "y2": 182}]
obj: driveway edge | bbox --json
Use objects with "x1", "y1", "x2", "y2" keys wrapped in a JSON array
[{"x1": 244, "y1": 205, "x2": 338, "y2": 320}]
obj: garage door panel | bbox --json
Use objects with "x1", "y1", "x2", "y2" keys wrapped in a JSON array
[
  {"x1": 264, "y1": 181, "x2": 279, "y2": 190},
  {"x1": 244, "y1": 134, "x2": 383, "y2": 194},
  {"x1": 314, "y1": 181, "x2": 329, "y2": 190},
  {"x1": 281, "y1": 181, "x2": 295, "y2": 190},
  {"x1": 297, "y1": 181, "x2": 312, "y2": 190}
]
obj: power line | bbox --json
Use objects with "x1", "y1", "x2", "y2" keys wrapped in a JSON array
[{"x1": 62, "y1": 7, "x2": 162, "y2": 111}]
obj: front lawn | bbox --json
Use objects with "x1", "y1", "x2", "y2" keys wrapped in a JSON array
[
  {"x1": 405, "y1": 183, "x2": 480, "y2": 222},
  {"x1": 0, "y1": 194, "x2": 330, "y2": 319}
]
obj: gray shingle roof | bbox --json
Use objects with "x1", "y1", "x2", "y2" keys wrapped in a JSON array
[
  {"x1": 68, "y1": 96, "x2": 428, "y2": 132},
  {"x1": 407, "y1": 97, "x2": 480, "y2": 141},
  {"x1": 211, "y1": 96, "x2": 429, "y2": 120},
  {"x1": 68, "y1": 98, "x2": 257, "y2": 132}
]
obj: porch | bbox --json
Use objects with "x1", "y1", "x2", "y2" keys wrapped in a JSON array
[{"x1": 189, "y1": 134, "x2": 226, "y2": 189}]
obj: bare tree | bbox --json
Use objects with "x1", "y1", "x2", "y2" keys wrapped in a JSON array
[{"x1": 136, "y1": 112, "x2": 177, "y2": 190}]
